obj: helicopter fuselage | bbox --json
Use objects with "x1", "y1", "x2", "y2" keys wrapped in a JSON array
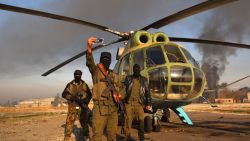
[{"x1": 114, "y1": 31, "x2": 206, "y2": 109}]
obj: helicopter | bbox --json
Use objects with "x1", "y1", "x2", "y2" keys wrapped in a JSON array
[{"x1": 1, "y1": 0, "x2": 250, "y2": 131}]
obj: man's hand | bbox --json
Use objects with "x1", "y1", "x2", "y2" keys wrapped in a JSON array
[{"x1": 87, "y1": 37, "x2": 96, "y2": 53}]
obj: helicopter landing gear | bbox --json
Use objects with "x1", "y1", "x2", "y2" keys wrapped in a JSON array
[
  {"x1": 161, "y1": 108, "x2": 170, "y2": 122},
  {"x1": 144, "y1": 114, "x2": 161, "y2": 132},
  {"x1": 144, "y1": 116, "x2": 152, "y2": 132},
  {"x1": 152, "y1": 112, "x2": 161, "y2": 132},
  {"x1": 144, "y1": 111, "x2": 162, "y2": 133}
]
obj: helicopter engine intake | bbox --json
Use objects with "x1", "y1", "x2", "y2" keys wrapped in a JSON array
[
  {"x1": 152, "y1": 32, "x2": 169, "y2": 43},
  {"x1": 131, "y1": 31, "x2": 152, "y2": 46}
]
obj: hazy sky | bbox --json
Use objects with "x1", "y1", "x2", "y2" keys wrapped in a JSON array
[{"x1": 0, "y1": 0, "x2": 249, "y2": 104}]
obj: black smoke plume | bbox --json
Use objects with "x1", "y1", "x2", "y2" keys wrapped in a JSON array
[{"x1": 198, "y1": 0, "x2": 250, "y2": 101}]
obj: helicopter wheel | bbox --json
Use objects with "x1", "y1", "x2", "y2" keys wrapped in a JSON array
[
  {"x1": 153, "y1": 116, "x2": 161, "y2": 132},
  {"x1": 161, "y1": 108, "x2": 170, "y2": 122},
  {"x1": 144, "y1": 116, "x2": 152, "y2": 132}
]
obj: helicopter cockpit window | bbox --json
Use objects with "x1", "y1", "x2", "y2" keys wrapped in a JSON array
[
  {"x1": 132, "y1": 51, "x2": 144, "y2": 70},
  {"x1": 182, "y1": 48, "x2": 199, "y2": 68},
  {"x1": 119, "y1": 55, "x2": 130, "y2": 77},
  {"x1": 193, "y1": 68, "x2": 203, "y2": 93},
  {"x1": 170, "y1": 66, "x2": 192, "y2": 82},
  {"x1": 164, "y1": 45, "x2": 186, "y2": 63},
  {"x1": 169, "y1": 85, "x2": 191, "y2": 94},
  {"x1": 148, "y1": 67, "x2": 168, "y2": 97},
  {"x1": 146, "y1": 46, "x2": 165, "y2": 67}
]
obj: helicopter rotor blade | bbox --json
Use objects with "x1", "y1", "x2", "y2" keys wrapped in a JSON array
[
  {"x1": 142, "y1": 0, "x2": 237, "y2": 30},
  {"x1": 41, "y1": 39, "x2": 124, "y2": 76},
  {"x1": 0, "y1": 3, "x2": 128, "y2": 38},
  {"x1": 204, "y1": 75, "x2": 250, "y2": 93},
  {"x1": 169, "y1": 37, "x2": 250, "y2": 49}
]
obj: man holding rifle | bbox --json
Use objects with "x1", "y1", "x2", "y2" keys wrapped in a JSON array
[
  {"x1": 86, "y1": 37, "x2": 122, "y2": 141},
  {"x1": 62, "y1": 70, "x2": 92, "y2": 141}
]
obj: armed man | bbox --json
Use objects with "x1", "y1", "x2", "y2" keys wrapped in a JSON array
[
  {"x1": 86, "y1": 37, "x2": 122, "y2": 141},
  {"x1": 62, "y1": 70, "x2": 92, "y2": 141},
  {"x1": 123, "y1": 64, "x2": 152, "y2": 141}
]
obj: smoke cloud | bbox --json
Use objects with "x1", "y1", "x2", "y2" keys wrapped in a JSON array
[{"x1": 198, "y1": 0, "x2": 250, "y2": 93}]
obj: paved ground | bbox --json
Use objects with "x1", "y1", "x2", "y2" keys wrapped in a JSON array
[{"x1": 0, "y1": 104, "x2": 249, "y2": 141}]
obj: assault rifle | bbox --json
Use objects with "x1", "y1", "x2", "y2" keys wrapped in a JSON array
[
  {"x1": 65, "y1": 88, "x2": 88, "y2": 109},
  {"x1": 98, "y1": 63, "x2": 128, "y2": 134},
  {"x1": 71, "y1": 93, "x2": 88, "y2": 109}
]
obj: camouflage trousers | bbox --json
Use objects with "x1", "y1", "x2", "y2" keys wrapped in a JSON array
[
  {"x1": 125, "y1": 103, "x2": 145, "y2": 140},
  {"x1": 65, "y1": 107, "x2": 92, "y2": 138},
  {"x1": 91, "y1": 103, "x2": 118, "y2": 141}
]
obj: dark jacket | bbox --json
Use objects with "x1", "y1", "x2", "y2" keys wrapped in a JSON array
[
  {"x1": 62, "y1": 80, "x2": 92, "y2": 110},
  {"x1": 123, "y1": 75, "x2": 152, "y2": 106}
]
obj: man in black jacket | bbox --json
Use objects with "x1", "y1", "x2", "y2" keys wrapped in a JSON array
[
  {"x1": 123, "y1": 64, "x2": 152, "y2": 141},
  {"x1": 62, "y1": 70, "x2": 92, "y2": 141}
]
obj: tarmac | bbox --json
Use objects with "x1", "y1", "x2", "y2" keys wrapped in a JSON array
[{"x1": 0, "y1": 104, "x2": 249, "y2": 141}]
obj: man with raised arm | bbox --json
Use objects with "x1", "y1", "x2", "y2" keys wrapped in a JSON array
[{"x1": 86, "y1": 37, "x2": 122, "y2": 141}]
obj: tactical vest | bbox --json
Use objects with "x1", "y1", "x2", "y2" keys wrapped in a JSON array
[{"x1": 65, "y1": 80, "x2": 89, "y2": 109}]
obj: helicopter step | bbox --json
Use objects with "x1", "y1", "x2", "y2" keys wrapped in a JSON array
[{"x1": 171, "y1": 107, "x2": 193, "y2": 125}]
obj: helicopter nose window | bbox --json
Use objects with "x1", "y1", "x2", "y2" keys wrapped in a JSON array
[
  {"x1": 164, "y1": 45, "x2": 186, "y2": 63},
  {"x1": 182, "y1": 48, "x2": 199, "y2": 68},
  {"x1": 170, "y1": 85, "x2": 191, "y2": 94},
  {"x1": 193, "y1": 68, "x2": 203, "y2": 93},
  {"x1": 132, "y1": 51, "x2": 144, "y2": 70},
  {"x1": 170, "y1": 66, "x2": 192, "y2": 82},
  {"x1": 148, "y1": 67, "x2": 168, "y2": 97},
  {"x1": 146, "y1": 46, "x2": 165, "y2": 67}
]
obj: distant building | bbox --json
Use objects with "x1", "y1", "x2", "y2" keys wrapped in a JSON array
[
  {"x1": 235, "y1": 87, "x2": 249, "y2": 103},
  {"x1": 15, "y1": 98, "x2": 54, "y2": 108},
  {"x1": 215, "y1": 87, "x2": 250, "y2": 103},
  {"x1": 52, "y1": 94, "x2": 67, "y2": 107},
  {"x1": 215, "y1": 98, "x2": 234, "y2": 104},
  {"x1": 247, "y1": 92, "x2": 250, "y2": 102}
]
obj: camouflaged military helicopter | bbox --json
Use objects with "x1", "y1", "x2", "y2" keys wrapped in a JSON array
[{"x1": 1, "y1": 0, "x2": 250, "y2": 131}]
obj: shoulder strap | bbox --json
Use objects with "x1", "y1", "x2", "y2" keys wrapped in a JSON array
[{"x1": 97, "y1": 63, "x2": 107, "y2": 77}]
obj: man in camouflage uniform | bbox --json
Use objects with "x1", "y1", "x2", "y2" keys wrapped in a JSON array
[
  {"x1": 123, "y1": 64, "x2": 152, "y2": 141},
  {"x1": 62, "y1": 70, "x2": 92, "y2": 141},
  {"x1": 86, "y1": 37, "x2": 121, "y2": 141}
]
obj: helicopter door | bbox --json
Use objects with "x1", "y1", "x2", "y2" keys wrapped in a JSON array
[{"x1": 119, "y1": 54, "x2": 130, "y2": 81}]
